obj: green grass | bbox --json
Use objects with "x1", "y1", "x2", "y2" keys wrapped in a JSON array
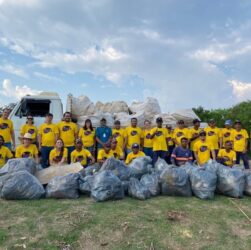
[{"x1": 0, "y1": 196, "x2": 251, "y2": 250}]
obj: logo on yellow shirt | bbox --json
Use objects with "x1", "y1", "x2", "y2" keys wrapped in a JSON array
[
  {"x1": 62, "y1": 126, "x2": 70, "y2": 131},
  {"x1": 224, "y1": 132, "x2": 230, "y2": 137},
  {"x1": 54, "y1": 156, "x2": 62, "y2": 163},
  {"x1": 84, "y1": 131, "x2": 91, "y2": 135},
  {"x1": 200, "y1": 146, "x2": 208, "y2": 152},
  {"x1": 28, "y1": 129, "x2": 35, "y2": 134},
  {"x1": 208, "y1": 131, "x2": 215, "y2": 136},
  {"x1": 156, "y1": 131, "x2": 163, "y2": 137},
  {"x1": 131, "y1": 131, "x2": 137, "y2": 136},
  {"x1": 44, "y1": 127, "x2": 52, "y2": 133},
  {"x1": 22, "y1": 151, "x2": 31, "y2": 158},
  {"x1": 76, "y1": 155, "x2": 84, "y2": 162},
  {"x1": 235, "y1": 134, "x2": 243, "y2": 140},
  {"x1": 146, "y1": 133, "x2": 151, "y2": 139},
  {"x1": 0, "y1": 123, "x2": 8, "y2": 129}
]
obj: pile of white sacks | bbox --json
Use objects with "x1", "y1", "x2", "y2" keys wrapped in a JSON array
[{"x1": 66, "y1": 94, "x2": 200, "y2": 127}]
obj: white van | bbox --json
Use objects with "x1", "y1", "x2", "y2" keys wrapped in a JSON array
[{"x1": 9, "y1": 92, "x2": 63, "y2": 145}]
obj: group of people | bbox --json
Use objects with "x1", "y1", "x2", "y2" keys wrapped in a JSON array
[{"x1": 0, "y1": 108, "x2": 249, "y2": 169}]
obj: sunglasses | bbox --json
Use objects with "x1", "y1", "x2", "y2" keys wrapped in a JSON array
[{"x1": 27, "y1": 117, "x2": 33, "y2": 120}]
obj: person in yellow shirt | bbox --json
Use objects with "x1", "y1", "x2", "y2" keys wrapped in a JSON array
[
  {"x1": 49, "y1": 138, "x2": 68, "y2": 166},
  {"x1": 0, "y1": 135, "x2": 13, "y2": 167},
  {"x1": 217, "y1": 141, "x2": 236, "y2": 167},
  {"x1": 78, "y1": 119, "x2": 95, "y2": 157},
  {"x1": 220, "y1": 120, "x2": 233, "y2": 148},
  {"x1": 0, "y1": 108, "x2": 15, "y2": 150},
  {"x1": 124, "y1": 118, "x2": 142, "y2": 155},
  {"x1": 189, "y1": 119, "x2": 202, "y2": 154},
  {"x1": 38, "y1": 113, "x2": 59, "y2": 168},
  {"x1": 204, "y1": 119, "x2": 221, "y2": 156},
  {"x1": 194, "y1": 131, "x2": 216, "y2": 166},
  {"x1": 110, "y1": 139, "x2": 124, "y2": 160},
  {"x1": 57, "y1": 112, "x2": 78, "y2": 163},
  {"x1": 15, "y1": 133, "x2": 39, "y2": 164},
  {"x1": 20, "y1": 114, "x2": 37, "y2": 144},
  {"x1": 150, "y1": 117, "x2": 170, "y2": 165},
  {"x1": 231, "y1": 120, "x2": 249, "y2": 169},
  {"x1": 97, "y1": 142, "x2": 114, "y2": 165},
  {"x1": 112, "y1": 120, "x2": 125, "y2": 150},
  {"x1": 125, "y1": 143, "x2": 145, "y2": 165},
  {"x1": 71, "y1": 139, "x2": 95, "y2": 168},
  {"x1": 166, "y1": 125, "x2": 174, "y2": 164},
  {"x1": 173, "y1": 120, "x2": 190, "y2": 146},
  {"x1": 141, "y1": 120, "x2": 153, "y2": 158}
]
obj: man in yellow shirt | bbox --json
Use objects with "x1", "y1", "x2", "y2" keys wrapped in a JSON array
[
  {"x1": 141, "y1": 120, "x2": 153, "y2": 158},
  {"x1": 217, "y1": 141, "x2": 236, "y2": 167},
  {"x1": 57, "y1": 112, "x2": 78, "y2": 163},
  {"x1": 38, "y1": 113, "x2": 59, "y2": 168},
  {"x1": 0, "y1": 108, "x2": 15, "y2": 150},
  {"x1": 0, "y1": 135, "x2": 13, "y2": 167},
  {"x1": 125, "y1": 143, "x2": 145, "y2": 165},
  {"x1": 173, "y1": 120, "x2": 190, "y2": 146},
  {"x1": 166, "y1": 125, "x2": 174, "y2": 164},
  {"x1": 220, "y1": 120, "x2": 233, "y2": 148},
  {"x1": 194, "y1": 131, "x2": 216, "y2": 166},
  {"x1": 97, "y1": 142, "x2": 114, "y2": 165},
  {"x1": 112, "y1": 120, "x2": 125, "y2": 150},
  {"x1": 189, "y1": 119, "x2": 202, "y2": 157},
  {"x1": 110, "y1": 139, "x2": 124, "y2": 160},
  {"x1": 231, "y1": 120, "x2": 249, "y2": 169}
]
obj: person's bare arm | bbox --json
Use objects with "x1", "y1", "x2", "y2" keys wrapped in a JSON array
[
  {"x1": 35, "y1": 154, "x2": 40, "y2": 164},
  {"x1": 11, "y1": 130, "x2": 16, "y2": 149},
  {"x1": 194, "y1": 151, "x2": 200, "y2": 165},
  {"x1": 211, "y1": 150, "x2": 216, "y2": 160},
  {"x1": 123, "y1": 136, "x2": 128, "y2": 150}
]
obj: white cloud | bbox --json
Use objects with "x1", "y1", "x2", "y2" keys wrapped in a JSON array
[
  {"x1": 229, "y1": 80, "x2": 251, "y2": 101},
  {"x1": 0, "y1": 0, "x2": 39, "y2": 7},
  {"x1": 33, "y1": 71, "x2": 61, "y2": 82},
  {"x1": 0, "y1": 64, "x2": 28, "y2": 78}
]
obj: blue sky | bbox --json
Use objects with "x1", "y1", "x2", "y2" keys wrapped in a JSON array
[{"x1": 1, "y1": 0, "x2": 251, "y2": 112}]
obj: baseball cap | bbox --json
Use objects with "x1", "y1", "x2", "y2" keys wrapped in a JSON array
[
  {"x1": 234, "y1": 120, "x2": 242, "y2": 124},
  {"x1": 193, "y1": 119, "x2": 201, "y2": 124},
  {"x1": 209, "y1": 119, "x2": 215, "y2": 123},
  {"x1": 225, "y1": 120, "x2": 232, "y2": 125},
  {"x1": 132, "y1": 143, "x2": 139, "y2": 149},
  {"x1": 156, "y1": 117, "x2": 163, "y2": 122},
  {"x1": 199, "y1": 131, "x2": 206, "y2": 136},
  {"x1": 114, "y1": 120, "x2": 120, "y2": 125},
  {"x1": 75, "y1": 138, "x2": 83, "y2": 144}
]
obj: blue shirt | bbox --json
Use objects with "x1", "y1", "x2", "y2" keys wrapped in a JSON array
[
  {"x1": 171, "y1": 146, "x2": 193, "y2": 166},
  {"x1": 95, "y1": 126, "x2": 112, "y2": 148}
]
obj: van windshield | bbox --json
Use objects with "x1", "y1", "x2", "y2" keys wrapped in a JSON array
[{"x1": 15, "y1": 99, "x2": 50, "y2": 117}]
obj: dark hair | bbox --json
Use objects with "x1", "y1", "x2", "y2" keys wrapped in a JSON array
[
  {"x1": 181, "y1": 137, "x2": 188, "y2": 142},
  {"x1": 63, "y1": 112, "x2": 71, "y2": 117},
  {"x1": 225, "y1": 140, "x2": 232, "y2": 145},
  {"x1": 84, "y1": 119, "x2": 93, "y2": 131},
  {"x1": 131, "y1": 117, "x2": 137, "y2": 122},
  {"x1": 56, "y1": 138, "x2": 65, "y2": 161},
  {"x1": 0, "y1": 135, "x2": 5, "y2": 143},
  {"x1": 46, "y1": 113, "x2": 53, "y2": 117},
  {"x1": 26, "y1": 114, "x2": 34, "y2": 124}
]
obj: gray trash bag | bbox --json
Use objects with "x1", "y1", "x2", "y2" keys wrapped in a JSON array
[
  {"x1": 84, "y1": 163, "x2": 101, "y2": 176},
  {"x1": 180, "y1": 162, "x2": 196, "y2": 175},
  {"x1": 129, "y1": 156, "x2": 153, "y2": 179},
  {"x1": 101, "y1": 158, "x2": 132, "y2": 181},
  {"x1": 189, "y1": 167, "x2": 217, "y2": 199},
  {"x1": 140, "y1": 173, "x2": 160, "y2": 196},
  {"x1": 128, "y1": 177, "x2": 151, "y2": 200},
  {"x1": 154, "y1": 157, "x2": 171, "y2": 174},
  {"x1": 78, "y1": 175, "x2": 94, "y2": 195},
  {"x1": 122, "y1": 180, "x2": 129, "y2": 195},
  {"x1": 216, "y1": 165, "x2": 245, "y2": 198},
  {"x1": 204, "y1": 160, "x2": 219, "y2": 174},
  {"x1": 0, "y1": 158, "x2": 37, "y2": 176},
  {"x1": 91, "y1": 170, "x2": 124, "y2": 202},
  {"x1": 0, "y1": 170, "x2": 45, "y2": 200},
  {"x1": 46, "y1": 173, "x2": 80, "y2": 199},
  {"x1": 244, "y1": 170, "x2": 251, "y2": 196},
  {"x1": 160, "y1": 167, "x2": 192, "y2": 197}
]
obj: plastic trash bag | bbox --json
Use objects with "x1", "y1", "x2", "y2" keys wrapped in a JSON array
[
  {"x1": 101, "y1": 158, "x2": 132, "y2": 181},
  {"x1": 84, "y1": 163, "x2": 101, "y2": 176},
  {"x1": 91, "y1": 170, "x2": 124, "y2": 202},
  {"x1": 160, "y1": 167, "x2": 192, "y2": 197},
  {"x1": 0, "y1": 158, "x2": 37, "y2": 176},
  {"x1": 46, "y1": 173, "x2": 80, "y2": 199},
  {"x1": 128, "y1": 177, "x2": 151, "y2": 200},
  {"x1": 78, "y1": 175, "x2": 94, "y2": 195},
  {"x1": 129, "y1": 156, "x2": 153, "y2": 179},
  {"x1": 216, "y1": 165, "x2": 245, "y2": 198},
  {"x1": 122, "y1": 180, "x2": 129, "y2": 195},
  {"x1": 0, "y1": 170, "x2": 45, "y2": 200},
  {"x1": 140, "y1": 173, "x2": 160, "y2": 196},
  {"x1": 244, "y1": 170, "x2": 251, "y2": 196},
  {"x1": 203, "y1": 160, "x2": 219, "y2": 174},
  {"x1": 154, "y1": 157, "x2": 171, "y2": 175}
]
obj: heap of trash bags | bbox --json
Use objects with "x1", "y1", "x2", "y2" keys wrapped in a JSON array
[{"x1": 0, "y1": 157, "x2": 251, "y2": 201}]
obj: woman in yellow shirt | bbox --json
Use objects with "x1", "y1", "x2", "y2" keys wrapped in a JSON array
[
  {"x1": 20, "y1": 115, "x2": 37, "y2": 144},
  {"x1": 141, "y1": 120, "x2": 153, "y2": 158},
  {"x1": 49, "y1": 138, "x2": 68, "y2": 166}
]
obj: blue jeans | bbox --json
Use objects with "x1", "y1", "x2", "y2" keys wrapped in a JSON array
[
  {"x1": 236, "y1": 151, "x2": 249, "y2": 169},
  {"x1": 4, "y1": 142, "x2": 12, "y2": 151},
  {"x1": 152, "y1": 150, "x2": 168, "y2": 165},
  {"x1": 41, "y1": 146, "x2": 54, "y2": 168},
  {"x1": 143, "y1": 147, "x2": 153, "y2": 158},
  {"x1": 167, "y1": 145, "x2": 175, "y2": 164},
  {"x1": 66, "y1": 146, "x2": 75, "y2": 164}
]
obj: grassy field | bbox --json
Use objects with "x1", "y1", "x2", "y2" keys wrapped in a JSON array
[{"x1": 0, "y1": 195, "x2": 250, "y2": 250}]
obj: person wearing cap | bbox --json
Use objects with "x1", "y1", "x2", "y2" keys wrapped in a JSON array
[
  {"x1": 204, "y1": 119, "x2": 221, "y2": 156},
  {"x1": 150, "y1": 117, "x2": 170, "y2": 164},
  {"x1": 112, "y1": 120, "x2": 125, "y2": 150},
  {"x1": 110, "y1": 138, "x2": 124, "y2": 160},
  {"x1": 171, "y1": 137, "x2": 193, "y2": 166},
  {"x1": 97, "y1": 142, "x2": 114, "y2": 164},
  {"x1": 166, "y1": 125, "x2": 175, "y2": 164},
  {"x1": 0, "y1": 135, "x2": 13, "y2": 167},
  {"x1": 193, "y1": 131, "x2": 216, "y2": 166},
  {"x1": 49, "y1": 138, "x2": 68, "y2": 166},
  {"x1": 124, "y1": 118, "x2": 142, "y2": 155},
  {"x1": 173, "y1": 120, "x2": 190, "y2": 146},
  {"x1": 38, "y1": 113, "x2": 59, "y2": 168},
  {"x1": 96, "y1": 118, "x2": 112, "y2": 152},
  {"x1": 15, "y1": 133, "x2": 39, "y2": 164},
  {"x1": 125, "y1": 143, "x2": 145, "y2": 165},
  {"x1": 141, "y1": 120, "x2": 153, "y2": 158},
  {"x1": 57, "y1": 112, "x2": 78, "y2": 163},
  {"x1": 71, "y1": 139, "x2": 95, "y2": 168},
  {"x1": 217, "y1": 140, "x2": 236, "y2": 167},
  {"x1": 231, "y1": 120, "x2": 249, "y2": 169},
  {"x1": 220, "y1": 120, "x2": 233, "y2": 148},
  {"x1": 20, "y1": 114, "x2": 37, "y2": 144}
]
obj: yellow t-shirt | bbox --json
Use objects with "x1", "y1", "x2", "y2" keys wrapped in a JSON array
[
  {"x1": 0, "y1": 117, "x2": 13, "y2": 143},
  {"x1": 220, "y1": 128, "x2": 233, "y2": 146},
  {"x1": 15, "y1": 144, "x2": 38, "y2": 159},
  {"x1": 204, "y1": 126, "x2": 221, "y2": 150},
  {"x1": 167, "y1": 130, "x2": 174, "y2": 146},
  {"x1": 0, "y1": 146, "x2": 13, "y2": 167},
  {"x1": 125, "y1": 126, "x2": 142, "y2": 149},
  {"x1": 57, "y1": 121, "x2": 78, "y2": 147},
  {"x1": 189, "y1": 127, "x2": 202, "y2": 151},
  {"x1": 112, "y1": 128, "x2": 125, "y2": 149},
  {"x1": 150, "y1": 127, "x2": 169, "y2": 151},
  {"x1": 110, "y1": 146, "x2": 124, "y2": 159},
  {"x1": 231, "y1": 129, "x2": 249, "y2": 152},
  {"x1": 20, "y1": 124, "x2": 37, "y2": 140},
  {"x1": 193, "y1": 140, "x2": 213, "y2": 165},
  {"x1": 71, "y1": 148, "x2": 92, "y2": 166},
  {"x1": 218, "y1": 149, "x2": 236, "y2": 166},
  {"x1": 141, "y1": 129, "x2": 153, "y2": 148},
  {"x1": 38, "y1": 123, "x2": 59, "y2": 147},
  {"x1": 97, "y1": 149, "x2": 114, "y2": 161},
  {"x1": 78, "y1": 128, "x2": 95, "y2": 147},
  {"x1": 173, "y1": 127, "x2": 190, "y2": 145},
  {"x1": 125, "y1": 151, "x2": 145, "y2": 165},
  {"x1": 49, "y1": 148, "x2": 68, "y2": 163}
]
